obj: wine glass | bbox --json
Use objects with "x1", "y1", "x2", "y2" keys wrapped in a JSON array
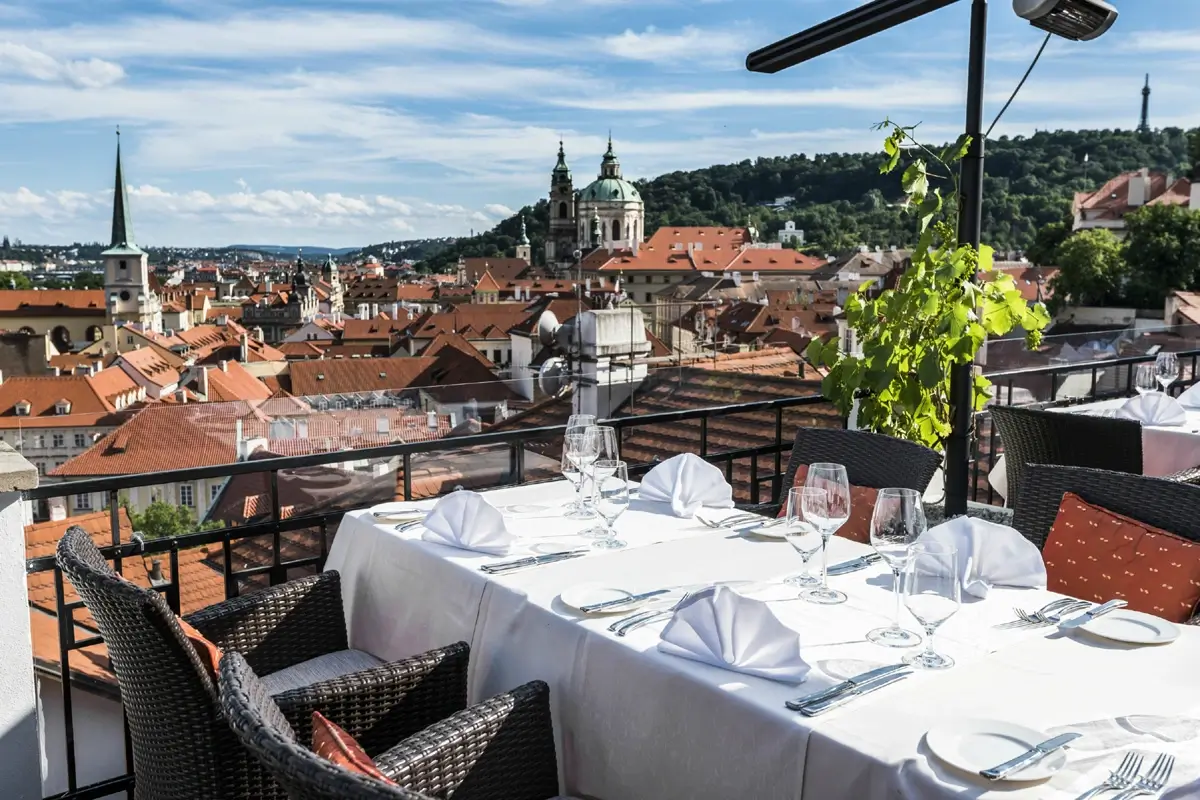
[
  {"x1": 867, "y1": 488, "x2": 926, "y2": 648},
  {"x1": 903, "y1": 542, "x2": 961, "y2": 670},
  {"x1": 563, "y1": 414, "x2": 597, "y2": 514},
  {"x1": 581, "y1": 426, "x2": 620, "y2": 535},
  {"x1": 1134, "y1": 363, "x2": 1157, "y2": 396},
  {"x1": 1156, "y1": 352, "x2": 1179, "y2": 393},
  {"x1": 591, "y1": 460, "x2": 629, "y2": 550},
  {"x1": 566, "y1": 413, "x2": 596, "y2": 435},
  {"x1": 783, "y1": 487, "x2": 824, "y2": 588},
  {"x1": 801, "y1": 463, "x2": 850, "y2": 605},
  {"x1": 563, "y1": 432, "x2": 597, "y2": 521}
]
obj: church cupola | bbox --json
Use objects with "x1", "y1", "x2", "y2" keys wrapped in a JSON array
[
  {"x1": 599, "y1": 134, "x2": 621, "y2": 179},
  {"x1": 552, "y1": 140, "x2": 572, "y2": 185}
]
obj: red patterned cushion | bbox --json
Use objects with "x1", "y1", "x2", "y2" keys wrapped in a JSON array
[
  {"x1": 175, "y1": 617, "x2": 223, "y2": 678},
  {"x1": 311, "y1": 711, "x2": 393, "y2": 783},
  {"x1": 778, "y1": 464, "x2": 879, "y2": 544},
  {"x1": 1044, "y1": 492, "x2": 1200, "y2": 623}
]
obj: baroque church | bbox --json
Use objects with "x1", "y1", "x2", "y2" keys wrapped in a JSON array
[{"x1": 545, "y1": 136, "x2": 646, "y2": 273}]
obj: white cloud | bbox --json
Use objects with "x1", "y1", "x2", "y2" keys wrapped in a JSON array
[
  {"x1": 0, "y1": 42, "x2": 124, "y2": 88},
  {"x1": 601, "y1": 25, "x2": 753, "y2": 65},
  {"x1": 484, "y1": 203, "x2": 515, "y2": 216}
]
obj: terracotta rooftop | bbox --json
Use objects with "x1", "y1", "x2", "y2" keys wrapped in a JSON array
[
  {"x1": 0, "y1": 290, "x2": 106, "y2": 317},
  {"x1": 116, "y1": 347, "x2": 182, "y2": 389},
  {"x1": 0, "y1": 374, "x2": 134, "y2": 429},
  {"x1": 277, "y1": 341, "x2": 329, "y2": 359},
  {"x1": 409, "y1": 305, "x2": 535, "y2": 341},
  {"x1": 459, "y1": 257, "x2": 530, "y2": 284},
  {"x1": 1073, "y1": 169, "x2": 1192, "y2": 222},
  {"x1": 341, "y1": 318, "x2": 408, "y2": 343},
  {"x1": 289, "y1": 356, "x2": 438, "y2": 397},
  {"x1": 473, "y1": 271, "x2": 502, "y2": 293},
  {"x1": 419, "y1": 331, "x2": 494, "y2": 368},
  {"x1": 202, "y1": 361, "x2": 274, "y2": 403}
]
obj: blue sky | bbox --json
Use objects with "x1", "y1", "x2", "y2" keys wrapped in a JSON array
[{"x1": 1, "y1": 0, "x2": 1196, "y2": 247}]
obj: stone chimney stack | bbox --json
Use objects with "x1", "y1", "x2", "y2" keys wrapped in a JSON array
[
  {"x1": 572, "y1": 307, "x2": 652, "y2": 420},
  {"x1": 1129, "y1": 168, "x2": 1151, "y2": 207}
]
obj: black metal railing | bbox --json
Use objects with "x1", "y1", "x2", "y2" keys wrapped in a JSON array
[{"x1": 25, "y1": 392, "x2": 835, "y2": 800}]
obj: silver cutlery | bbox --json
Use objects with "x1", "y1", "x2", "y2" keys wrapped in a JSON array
[
  {"x1": 1111, "y1": 752, "x2": 1174, "y2": 800},
  {"x1": 1075, "y1": 752, "x2": 1143, "y2": 800},
  {"x1": 373, "y1": 510, "x2": 427, "y2": 521},
  {"x1": 480, "y1": 550, "x2": 587, "y2": 574},
  {"x1": 395, "y1": 519, "x2": 426, "y2": 533},
  {"x1": 1014, "y1": 600, "x2": 1093, "y2": 629},
  {"x1": 980, "y1": 732, "x2": 1082, "y2": 781},
  {"x1": 785, "y1": 664, "x2": 907, "y2": 710},
  {"x1": 826, "y1": 553, "x2": 885, "y2": 576},
  {"x1": 1059, "y1": 599, "x2": 1128, "y2": 630},
  {"x1": 579, "y1": 589, "x2": 669, "y2": 614},
  {"x1": 798, "y1": 668, "x2": 914, "y2": 717},
  {"x1": 696, "y1": 513, "x2": 767, "y2": 529},
  {"x1": 610, "y1": 590, "x2": 699, "y2": 636},
  {"x1": 994, "y1": 598, "x2": 1085, "y2": 630}
]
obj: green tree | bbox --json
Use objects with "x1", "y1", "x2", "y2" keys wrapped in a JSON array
[
  {"x1": 127, "y1": 500, "x2": 221, "y2": 539},
  {"x1": 72, "y1": 271, "x2": 105, "y2": 289},
  {"x1": 1046, "y1": 229, "x2": 1127, "y2": 311},
  {"x1": 1122, "y1": 205, "x2": 1200, "y2": 308},
  {"x1": 0, "y1": 271, "x2": 33, "y2": 289},
  {"x1": 1026, "y1": 218, "x2": 1071, "y2": 267}
]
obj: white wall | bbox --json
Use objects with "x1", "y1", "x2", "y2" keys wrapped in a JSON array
[
  {"x1": 509, "y1": 335, "x2": 535, "y2": 401},
  {"x1": 37, "y1": 677, "x2": 125, "y2": 799},
  {"x1": 1054, "y1": 306, "x2": 1139, "y2": 327}
]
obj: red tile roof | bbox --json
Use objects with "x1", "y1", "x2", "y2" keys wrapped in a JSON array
[
  {"x1": 0, "y1": 374, "x2": 134, "y2": 429},
  {"x1": 459, "y1": 257, "x2": 530, "y2": 284},
  {"x1": 203, "y1": 361, "x2": 273, "y2": 403},
  {"x1": 0, "y1": 290, "x2": 106, "y2": 317},
  {"x1": 473, "y1": 271, "x2": 502, "y2": 293},
  {"x1": 117, "y1": 347, "x2": 181, "y2": 388},
  {"x1": 289, "y1": 356, "x2": 439, "y2": 397},
  {"x1": 419, "y1": 331, "x2": 494, "y2": 368}
]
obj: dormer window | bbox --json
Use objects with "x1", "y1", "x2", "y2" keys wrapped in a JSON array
[
  {"x1": 55, "y1": 400, "x2": 71, "y2": 415},
  {"x1": 15, "y1": 400, "x2": 31, "y2": 416}
]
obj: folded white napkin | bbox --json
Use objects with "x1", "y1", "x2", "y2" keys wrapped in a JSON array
[
  {"x1": 657, "y1": 585, "x2": 811, "y2": 684},
  {"x1": 1115, "y1": 392, "x2": 1188, "y2": 426},
  {"x1": 1177, "y1": 383, "x2": 1200, "y2": 409},
  {"x1": 420, "y1": 491, "x2": 514, "y2": 555},
  {"x1": 638, "y1": 453, "x2": 734, "y2": 517},
  {"x1": 920, "y1": 516, "x2": 1046, "y2": 599}
]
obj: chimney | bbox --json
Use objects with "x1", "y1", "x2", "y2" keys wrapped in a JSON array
[
  {"x1": 219, "y1": 360, "x2": 229, "y2": 372},
  {"x1": 358, "y1": 303, "x2": 369, "y2": 320},
  {"x1": 752, "y1": 271, "x2": 759, "y2": 282},
  {"x1": 265, "y1": 278, "x2": 272, "y2": 292},
  {"x1": 371, "y1": 303, "x2": 379, "y2": 318},
  {"x1": 198, "y1": 367, "x2": 210, "y2": 399},
  {"x1": 148, "y1": 560, "x2": 168, "y2": 588},
  {"x1": 732, "y1": 272, "x2": 742, "y2": 287},
  {"x1": 175, "y1": 389, "x2": 187, "y2": 404},
  {"x1": 427, "y1": 410, "x2": 438, "y2": 430},
  {"x1": 391, "y1": 302, "x2": 400, "y2": 319},
  {"x1": 93, "y1": 360, "x2": 103, "y2": 375},
  {"x1": 240, "y1": 333, "x2": 249, "y2": 362},
  {"x1": 0, "y1": 369, "x2": 4, "y2": 385},
  {"x1": 1129, "y1": 168, "x2": 1151, "y2": 207},
  {"x1": 52, "y1": 367, "x2": 61, "y2": 376}
]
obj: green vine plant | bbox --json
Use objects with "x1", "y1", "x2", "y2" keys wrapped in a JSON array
[{"x1": 806, "y1": 121, "x2": 1052, "y2": 450}]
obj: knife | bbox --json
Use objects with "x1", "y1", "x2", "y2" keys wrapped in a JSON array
[
  {"x1": 798, "y1": 668, "x2": 914, "y2": 717},
  {"x1": 480, "y1": 550, "x2": 586, "y2": 574},
  {"x1": 1058, "y1": 599, "x2": 1128, "y2": 630},
  {"x1": 826, "y1": 553, "x2": 884, "y2": 576},
  {"x1": 786, "y1": 663, "x2": 908, "y2": 710},
  {"x1": 979, "y1": 732, "x2": 1082, "y2": 781},
  {"x1": 580, "y1": 589, "x2": 669, "y2": 614}
]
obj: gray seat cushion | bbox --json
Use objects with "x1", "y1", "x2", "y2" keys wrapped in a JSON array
[{"x1": 263, "y1": 649, "x2": 384, "y2": 695}]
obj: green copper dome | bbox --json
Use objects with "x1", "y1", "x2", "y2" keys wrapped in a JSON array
[{"x1": 579, "y1": 177, "x2": 641, "y2": 203}]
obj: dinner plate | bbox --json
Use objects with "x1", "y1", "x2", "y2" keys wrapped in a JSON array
[
  {"x1": 925, "y1": 719, "x2": 1068, "y2": 783},
  {"x1": 1079, "y1": 609, "x2": 1180, "y2": 645},
  {"x1": 742, "y1": 522, "x2": 788, "y2": 540},
  {"x1": 560, "y1": 584, "x2": 652, "y2": 615},
  {"x1": 497, "y1": 503, "x2": 554, "y2": 517}
]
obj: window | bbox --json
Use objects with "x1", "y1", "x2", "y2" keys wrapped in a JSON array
[
  {"x1": 612, "y1": 219, "x2": 621, "y2": 241},
  {"x1": 119, "y1": 260, "x2": 128, "y2": 271},
  {"x1": 14, "y1": 401, "x2": 30, "y2": 416},
  {"x1": 210, "y1": 483, "x2": 222, "y2": 502},
  {"x1": 52, "y1": 433, "x2": 65, "y2": 448},
  {"x1": 493, "y1": 350, "x2": 501, "y2": 363},
  {"x1": 120, "y1": 290, "x2": 131, "y2": 301},
  {"x1": 36, "y1": 462, "x2": 45, "y2": 475},
  {"x1": 558, "y1": 202, "x2": 568, "y2": 219},
  {"x1": 179, "y1": 483, "x2": 194, "y2": 508},
  {"x1": 126, "y1": 335, "x2": 135, "y2": 345},
  {"x1": 55, "y1": 400, "x2": 71, "y2": 415},
  {"x1": 32, "y1": 434, "x2": 44, "y2": 449},
  {"x1": 74, "y1": 433, "x2": 86, "y2": 448},
  {"x1": 74, "y1": 493, "x2": 91, "y2": 510}
]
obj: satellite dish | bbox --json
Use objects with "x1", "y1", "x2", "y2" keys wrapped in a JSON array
[
  {"x1": 538, "y1": 357, "x2": 568, "y2": 396},
  {"x1": 537, "y1": 310, "x2": 561, "y2": 346}
]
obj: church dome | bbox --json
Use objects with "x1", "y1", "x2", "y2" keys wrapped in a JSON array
[{"x1": 579, "y1": 177, "x2": 641, "y2": 203}]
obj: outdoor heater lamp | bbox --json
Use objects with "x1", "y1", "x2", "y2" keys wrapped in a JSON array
[{"x1": 746, "y1": 0, "x2": 1118, "y2": 516}]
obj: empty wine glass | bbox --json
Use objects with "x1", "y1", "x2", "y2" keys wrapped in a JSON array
[
  {"x1": 801, "y1": 463, "x2": 851, "y2": 605},
  {"x1": 591, "y1": 459, "x2": 629, "y2": 549},
  {"x1": 1134, "y1": 363, "x2": 1158, "y2": 396},
  {"x1": 783, "y1": 487, "x2": 823, "y2": 588},
  {"x1": 903, "y1": 542, "x2": 961, "y2": 670},
  {"x1": 581, "y1": 426, "x2": 620, "y2": 536},
  {"x1": 563, "y1": 432, "x2": 597, "y2": 521},
  {"x1": 867, "y1": 488, "x2": 926, "y2": 648},
  {"x1": 566, "y1": 414, "x2": 596, "y2": 435},
  {"x1": 1156, "y1": 352, "x2": 1179, "y2": 393},
  {"x1": 562, "y1": 414, "x2": 597, "y2": 514}
]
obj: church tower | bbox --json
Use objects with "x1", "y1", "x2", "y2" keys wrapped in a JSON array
[
  {"x1": 577, "y1": 135, "x2": 645, "y2": 251},
  {"x1": 1138, "y1": 74, "x2": 1151, "y2": 135},
  {"x1": 546, "y1": 141, "x2": 577, "y2": 269},
  {"x1": 515, "y1": 215, "x2": 532, "y2": 264},
  {"x1": 103, "y1": 132, "x2": 162, "y2": 333},
  {"x1": 322, "y1": 253, "x2": 344, "y2": 316}
]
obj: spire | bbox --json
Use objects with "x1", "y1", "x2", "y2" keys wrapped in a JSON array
[
  {"x1": 519, "y1": 215, "x2": 530, "y2": 245},
  {"x1": 600, "y1": 133, "x2": 621, "y2": 179},
  {"x1": 104, "y1": 128, "x2": 143, "y2": 256},
  {"x1": 1138, "y1": 74, "x2": 1151, "y2": 135},
  {"x1": 553, "y1": 140, "x2": 570, "y2": 172}
]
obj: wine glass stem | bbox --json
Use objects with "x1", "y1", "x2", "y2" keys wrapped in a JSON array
[
  {"x1": 922, "y1": 625, "x2": 937, "y2": 659},
  {"x1": 819, "y1": 533, "x2": 830, "y2": 590},
  {"x1": 892, "y1": 569, "x2": 902, "y2": 627}
]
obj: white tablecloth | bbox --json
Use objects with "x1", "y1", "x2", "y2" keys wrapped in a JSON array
[{"x1": 326, "y1": 481, "x2": 1200, "y2": 800}]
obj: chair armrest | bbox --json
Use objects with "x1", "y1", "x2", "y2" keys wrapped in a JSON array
[
  {"x1": 373, "y1": 680, "x2": 559, "y2": 800},
  {"x1": 274, "y1": 641, "x2": 469, "y2": 758},
  {"x1": 184, "y1": 571, "x2": 348, "y2": 675}
]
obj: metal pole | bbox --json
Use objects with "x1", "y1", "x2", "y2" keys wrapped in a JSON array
[{"x1": 945, "y1": 0, "x2": 987, "y2": 517}]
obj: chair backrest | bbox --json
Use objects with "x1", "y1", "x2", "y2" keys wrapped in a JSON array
[
  {"x1": 989, "y1": 404, "x2": 1143, "y2": 510},
  {"x1": 1013, "y1": 464, "x2": 1200, "y2": 549},
  {"x1": 781, "y1": 427, "x2": 943, "y2": 497},
  {"x1": 220, "y1": 651, "x2": 426, "y2": 800},
  {"x1": 55, "y1": 527, "x2": 236, "y2": 800}
]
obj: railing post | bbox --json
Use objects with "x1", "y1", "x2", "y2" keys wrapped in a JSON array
[{"x1": 0, "y1": 443, "x2": 42, "y2": 798}]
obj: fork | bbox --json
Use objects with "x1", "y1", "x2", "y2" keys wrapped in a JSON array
[
  {"x1": 994, "y1": 598, "x2": 1084, "y2": 629},
  {"x1": 1015, "y1": 600, "x2": 1092, "y2": 629},
  {"x1": 1075, "y1": 752, "x2": 1143, "y2": 800},
  {"x1": 610, "y1": 591, "x2": 698, "y2": 637},
  {"x1": 696, "y1": 513, "x2": 764, "y2": 529},
  {"x1": 1111, "y1": 753, "x2": 1174, "y2": 799}
]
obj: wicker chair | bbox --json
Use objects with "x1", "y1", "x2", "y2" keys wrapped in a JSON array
[
  {"x1": 220, "y1": 651, "x2": 562, "y2": 800},
  {"x1": 754, "y1": 427, "x2": 943, "y2": 516},
  {"x1": 56, "y1": 527, "x2": 470, "y2": 800}
]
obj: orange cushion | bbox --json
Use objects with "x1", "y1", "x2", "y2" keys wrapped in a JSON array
[
  {"x1": 778, "y1": 464, "x2": 879, "y2": 544},
  {"x1": 1044, "y1": 492, "x2": 1200, "y2": 623},
  {"x1": 176, "y1": 618, "x2": 223, "y2": 678},
  {"x1": 311, "y1": 711, "x2": 393, "y2": 784}
]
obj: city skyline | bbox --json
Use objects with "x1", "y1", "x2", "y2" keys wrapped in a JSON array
[{"x1": 1, "y1": 0, "x2": 1198, "y2": 247}]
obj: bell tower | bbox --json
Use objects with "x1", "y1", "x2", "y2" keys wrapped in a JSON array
[
  {"x1": 515, "y1": 215, "x2": 532, "y2": 264},
  {"x1": 547, "y1": 141, "x2": 577, "y2": 269},
  {"x1": 103, "y1": 130, "x2": 162, "y2": 333}
]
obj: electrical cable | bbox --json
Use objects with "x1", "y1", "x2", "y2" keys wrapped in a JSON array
[{"x1": 985, "y1": 32, "x2": 1052, "y2": 139}]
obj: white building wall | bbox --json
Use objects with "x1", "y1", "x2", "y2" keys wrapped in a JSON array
[{"x1": 37, "y1": 677, "x2": 125, "y2": 799}]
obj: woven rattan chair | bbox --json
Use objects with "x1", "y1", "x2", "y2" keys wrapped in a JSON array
[
  {"x1": 56, "y1": 527, "x2": 470, "y2": 800},
  {"x1": 754, "y1": 427, "x2": 943, "y2": 516},
  {"x1": 220, "y1": 651, "x2": 563, "y2": 800}
]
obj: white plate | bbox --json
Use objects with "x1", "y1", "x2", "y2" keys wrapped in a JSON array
[
  {"x1": 926, "y1": 719, "x2": 1068, "y2": 783},
  {"x1": 1080, "y1": 609, "x2": 1180, "y2": 645},
  {"x1": 560, "y1": 584, "x2": 649, "y2": 615},
  {"x1": 743, "y1": 522, "x2": 789, "y2": 540},
  {"x1": 497, "y1": 503, "x2": 554, "y2": 517}
]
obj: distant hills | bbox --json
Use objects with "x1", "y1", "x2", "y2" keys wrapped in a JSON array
[{"x1": 227, "y1": 245, "x2": 362, "y2": 257}]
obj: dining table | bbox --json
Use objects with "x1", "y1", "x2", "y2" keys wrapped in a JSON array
[{"x1": 326, "y1": 479, "x2": 1200, "y2": 800}]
